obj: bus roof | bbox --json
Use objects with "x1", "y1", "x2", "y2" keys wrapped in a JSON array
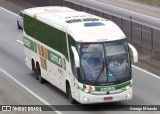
[{"x1": 24, "y1": 6, "x2": 126, "y2": 42}]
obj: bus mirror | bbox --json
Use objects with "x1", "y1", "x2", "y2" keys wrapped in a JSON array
[
  {"x1": 128, "y1": 43, "x2": 138, "y2": 63},
  {"x1": 71, "y1": 46, "x2": 80, "y2": 68}
]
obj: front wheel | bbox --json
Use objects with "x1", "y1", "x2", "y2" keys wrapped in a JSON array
[{"x1": 67, "y1": 83, "x2": 75, "y2": 104}]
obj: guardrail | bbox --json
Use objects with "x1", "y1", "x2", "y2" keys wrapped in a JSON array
[
  {"x1": 16, "y1": 0, "x2": 160, "y2": 53},
  {"x1": 63, "y1": 0, "x2": 160, "y2": 53}
]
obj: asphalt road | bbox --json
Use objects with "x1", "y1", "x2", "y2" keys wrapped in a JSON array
[
  {"x1": 0, "y1": 72, "x2": 57, "y2": 114},
  {"x1": 0, "y1": 5, "x2": 160, "y2": 114},
  {"x1": 95, "y1": 0, "x2": 160, "y2": 19},
  {"x1": 66, "y1": 0, "x2": 160, "y2": 30}
]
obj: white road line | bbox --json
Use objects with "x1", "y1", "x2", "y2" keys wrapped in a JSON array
[
  {"x1": 133, "y1": 27, "x2": 151, "y2": 33},
  {"x1": 0, "y1": 68, "x2": 63, "y2": 114},
  {"x1": 0, "y1": 7, "x2": 18, "y2": 16},
  {"x1": 132, "y1": 65, "x2": 160, "y2": 80},
  {"x1": 16, "y1": 40, "x2": 24, "y2": 44},
  {"x1": 92, "y1": 0, "x2": 160, "y2": 21}
]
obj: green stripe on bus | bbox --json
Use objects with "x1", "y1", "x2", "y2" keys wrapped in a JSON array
[
  {"x1": 33, "y1": 42, "x2": 37, "y2": 53},
  {"x1": 94, "y1": 81, "x2": 131, "y2": 91},
  {"x1": 24, "y1": 36, "x2": 66, "y2": 70},
  {"x1": 63, "y1": 58, "x2": 66, "y2": 70},
  {"x1": 83, "y1": 85, "x2": 87, "y2": 89},
  {"x1": 24, "y1": 36, "x2": 36, "y2": 52},
  {"x1": 44, "y1": 59, "x2": 47, "y2": 70},
  {"x1": 83, "y1": 81, "x2": 131, "y2": 92},
  {"x1": 48, "y1": 50, "x2": 62, "y2": 68},
  {"x1": 41, "y1": 46, "x2": 44, "y2": 57}
]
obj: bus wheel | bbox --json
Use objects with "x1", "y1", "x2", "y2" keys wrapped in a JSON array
[
  {"x1": 67, "y1": 83, "x2": 75, "y2": 104},
  {"x1": 31, "y1": 60, "x2": 36, "y2": 73},
  {"x1": 36, "y1": 64, "x2": 45, "y2": 84}
]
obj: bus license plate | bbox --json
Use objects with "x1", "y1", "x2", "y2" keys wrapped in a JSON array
[{"x1": 104, "y1": 97, "x2": 113, "y2": 101}]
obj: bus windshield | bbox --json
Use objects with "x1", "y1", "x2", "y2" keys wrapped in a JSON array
[{"x1": 77, "y1": 40, "x2": 131, "y2": 85}]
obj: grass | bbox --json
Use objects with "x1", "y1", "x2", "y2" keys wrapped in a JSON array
[{"x1": 142, "y1": 0, "x2": 160, "y2": 5}]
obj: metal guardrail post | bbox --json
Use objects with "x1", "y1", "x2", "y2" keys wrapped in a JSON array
[
  {"x1": 151, "y1": 28, "x2": 153, "y2": 50},
  {"x1": 129, "y1": 17, "x2": 132, "y2": 42}
]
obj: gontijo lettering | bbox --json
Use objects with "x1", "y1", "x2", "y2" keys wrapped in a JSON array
[
  {"x1": 24, "y1": 38, "x2": 30, "y2": 47},
  {"x1": 50, "y1": 53, "x2": 61, "y2": 66},
  {"x1": 101, "y1": 87, "x2": 115, "y2": 91}
]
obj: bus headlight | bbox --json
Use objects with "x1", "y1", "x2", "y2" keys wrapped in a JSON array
[{"x1": 121, "y1": 85, "x2": 132, "y2": 91}]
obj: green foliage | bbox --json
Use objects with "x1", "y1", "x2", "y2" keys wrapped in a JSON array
[{"x1": 143, "y1": 0, "x2": 160, "y2": 5}]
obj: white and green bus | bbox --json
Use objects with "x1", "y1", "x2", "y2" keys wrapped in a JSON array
[{"x1": 23, "y1": 6, "x2": 138, "y2": 104}]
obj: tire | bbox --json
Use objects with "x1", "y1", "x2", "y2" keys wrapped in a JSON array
[
  {"x1": 36, "y1": 64, "x2": 45, "y2": 83},
  {"x1": 17, "y1": 21, "x2": 21, "y2": 29},
  {"x1": 67, "y1": 83, "x2": 75, "y2": 104},
  {"x1": 32, "y1": 60, "x2": 36, "y2": 73},
  {"x1": 35, "y1": 66, "x2": 39, "y2": 80}
]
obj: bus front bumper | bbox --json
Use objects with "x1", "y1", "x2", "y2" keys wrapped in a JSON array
[{"x1": 79, "y1": 88, "x2": 132, "y2": 104}]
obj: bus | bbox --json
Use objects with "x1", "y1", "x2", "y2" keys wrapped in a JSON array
[{"x1": 23, "y1": 6, "x2": 138, "y2": 104}]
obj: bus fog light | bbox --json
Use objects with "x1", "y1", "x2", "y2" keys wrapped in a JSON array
[
  {"x1": 84, "y1": 97, "x2": 89, "y2": 101},
  {"x1": 126, "y1": 93, "x2": 131, "y2": 98},
  {"x1": 84, "y1": 89, "x2": 90, "y2": 93}
]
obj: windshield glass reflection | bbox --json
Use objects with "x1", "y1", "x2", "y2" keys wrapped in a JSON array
[
  {"x1": 78, "y1": 44, "x2": 105, "y2": 82},
  {"x1": 77, "y1": 40, "x2": 131, "y2": 85}
]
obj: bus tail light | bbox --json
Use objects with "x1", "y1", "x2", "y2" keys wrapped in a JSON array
[{"x1": 84, "y1": 97, "x2": 89, "y2": 101}]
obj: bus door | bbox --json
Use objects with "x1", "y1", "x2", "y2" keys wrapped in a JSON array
[
  {"x1": 70, "y1": 54, "x2": 80, "y2": 101},
  {"x1": 67, "y1": 34, "x2": 80, "y2": 101}
]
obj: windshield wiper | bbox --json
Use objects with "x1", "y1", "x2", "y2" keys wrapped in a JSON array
[{"x1": 94, "y1": 63, "x2": 105, "y2": 84}]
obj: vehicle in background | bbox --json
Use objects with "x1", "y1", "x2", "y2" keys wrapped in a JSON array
[{"x1": 17, "y1": 10, "x2": 24, "y2": 29}]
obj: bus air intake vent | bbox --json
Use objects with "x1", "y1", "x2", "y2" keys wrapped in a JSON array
[
  {"x1": 83, "y1": 18, "x2": 99, "y2": 22},
  {"x1": 65, "y1": 19, "x2": 82, "y2": 23}
]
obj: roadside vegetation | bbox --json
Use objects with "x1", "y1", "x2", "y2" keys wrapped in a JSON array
[{"x1": 141, "y1": 0, "x2": 160, "y2": 5}]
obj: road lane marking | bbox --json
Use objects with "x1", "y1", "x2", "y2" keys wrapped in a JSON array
[
  {"x1": 0, "y1": 68, "x2": 63, "y2": 114},
  {"x1": 16, "y1": 40, "x2": 24, "y2": 44},
  {"x1": 133, "y1": 27, "x2": 151, "y2": 34},
  {"x1": 0, "y1": 7, "x2": 18, "y2": 16},
  {"x1": 91, "y1": 0, "x2": 160, "y2": 21},
  {"x1": 132, "y1": 65, "x2": 160, "y2": 80}
]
